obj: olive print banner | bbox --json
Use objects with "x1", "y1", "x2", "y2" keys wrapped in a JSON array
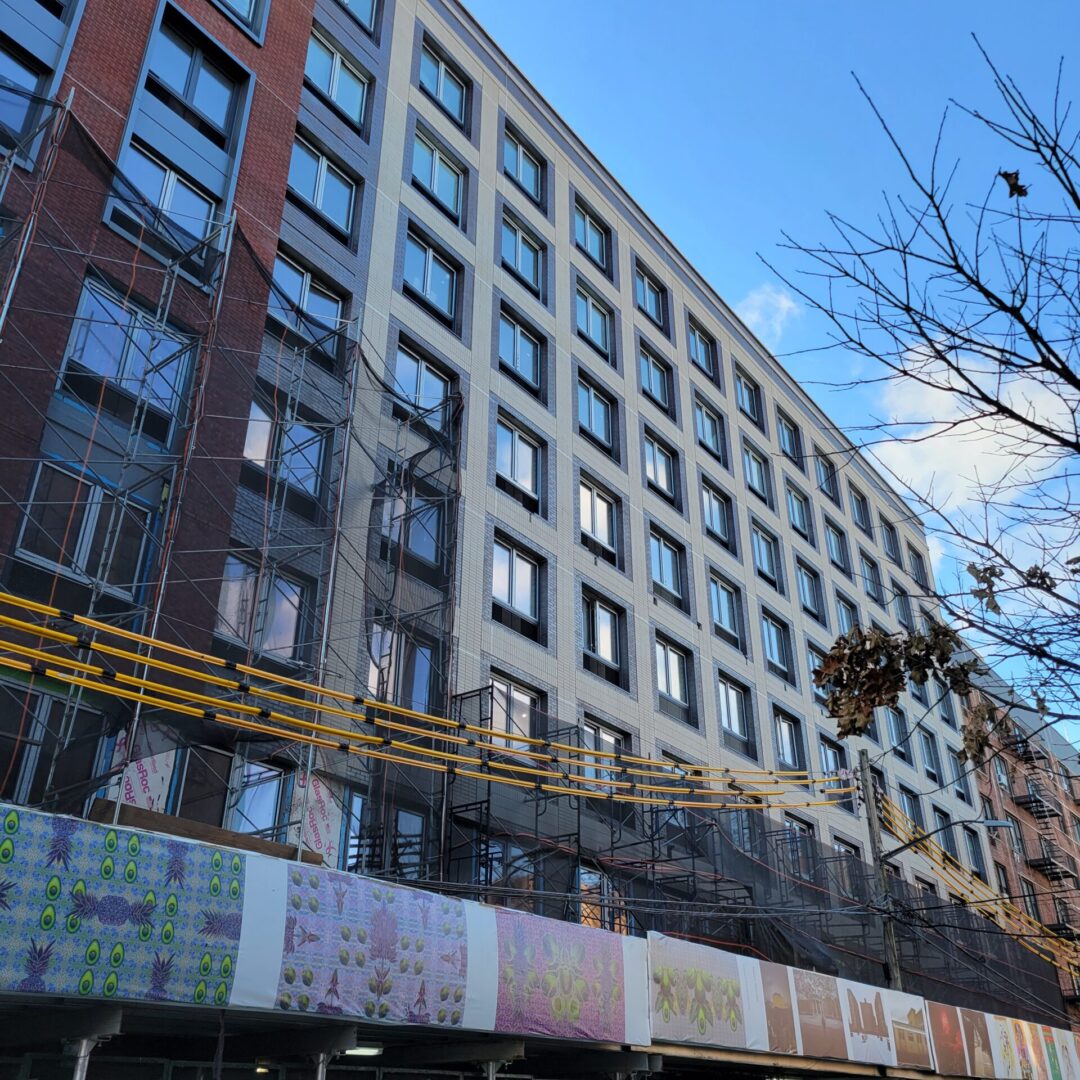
[{"x1": 0, "y1": 806, "x2": 1074, "y2": 1075}]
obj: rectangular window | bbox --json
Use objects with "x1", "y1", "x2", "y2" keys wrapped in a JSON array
[
  {"x1": 836, "y1": 595, "x2": 859, "y2": 635},
  {"x1": 655, "y1": 639, "x2": 690, "y2": 715},
  {"x1": 501, "y1": 216, "x2": 542, "y2": 292},
  {"x1": 495, "y1": 419, "x2": 539, "y2": 498},
  {"x1": 820, "y1": 737, "x2": 852, "y2": 811},
  {"x1": 270, "y1": 252, "x2": 344, "y2": 336},
  {"x1": 751, "y1": 522, "x2": 780, "y2": 587},
  {"x1": 910, "y1": 677, "x2": 928, "y2": 706},
  {"x1": 898, "y1": 785, "x2": 923, "y2": 829},
  {"x1": 775, "y1": 710, "x2": 803, "y2": 768},
  {"x1": 881, "y1": 518, "x2": 902, "y2": 564},
  {"x1": 688, "y1": 319, "x2": 716, "y2": 376},
  {"x1": 244, "y1": 400, "x2": 326, "y2": 497},
  {"x1": 796, "y1": 561, "x2": 825, "y2": 622},
  {"x1": 994, "y1": 863, "x2": 1010, "y2": 896},
  {"x1": 994, "y1": 757, "x2": 1011, "y2": 794},
  {"x1": 231, "y1": 759, "x2": 289, "y2": 841},
  {"x1": 392, "y1": 808, "x2": 425, "y2": 879},
  {"x1": 492, "y1": 539, "x2": 537, "y2": 620},
  {"x1": 503, "y1": 128, "x2": 542, "y2": 201},
  {"x1": 381, "y1": 480, "x2": 441, "y2": 565},
  {"x1": 920, "y1": 731, "x2": 942, "y2": 782},
  {"x1": 786, "y1": 484, "x2": 813, "y2": 540},
  {"x1": 933, "y1": 807, "x2": 958, "y2": 859},
  {"x1": 419, "y1": 42, "x2": 466, "y2": 124},
  {"x1": 122, "y1": 141, "x2": 217, "y2": 241},
  {"x1": 694, "y1": 399, "x2": 726, "y2": 462},
  {"x1": 734, "y1": 367, "x2": 762, "y2": 424},
  {"x1": 404, "y1": 231, "x2": 458, "y2": 318},
  {"x1": 574, "y1": 202, "x2": 609, "y2": 269},
  {"x1": 808, "y1": 643, "x2": 829, "y2": 703},
  {"x1": 644, "y1": 433, "x2": 676, "y2": 499},
  {"x1": 777, "y1": 410, "x2": 803, "y2": 465},
  {"x1": 815, "y1": 450, "x2": 840, "y2": 502},
  {"x1": 216, "y1": 554, "x2": 307, "y2": 661},
  {"x1": 825, "y1": 519, "x2": 851, "y2": 574},
  {"x1": 1006, "y1": 813, "x2": 1024, "y2": 856},
  {"x1": 938, "y1": 681, "x2": 957, "y2": 727},
  {"x1": 908, "y1": 545, "x2": 929, "y2": 588},
  {"x1": 491, "y1": 674, "x2": 537, "y2": 743},
  {"x1": 290, "y1": 135, "x2": 355, "y2": 231},
  {"x1": 635, "y1": 265, "x2": 665, "y2": 327},
  {"x1": 709, "y1": 574, "x2": 742, "y2": 644},
  {"x1": 742, "y1": 443, "x2": 771, "y2": 502},
  {"x1": 582, "y1": 720, "x2": 625, "y2": 783},
  {"x1": 860, "y1": 551, "x2": 885, "y2": 604},
  {"x1": 761, "y1": 612, "x2": 793, "y2": 680},
  {"x1": 413, "y1": 133, "x2": 462, "y2": 219},
  {"x1": 498, "y1": 310, "x2": 541, "y2": 389},
  {"x1": 950, "y1": 752, "x2": 972, "y2": 803},
  {"x1": 147, "y1": 21, "x2": 237, "y2": 145},
  {"x1": 393, "y1": 345, "x2": 451, "y2": 430},
  {"x1": 62, "y1": 278, "x2": 193, "y2": 441},
  {"x1": 580, "y1": 479, "x2": 616, "y2": 553},
  {"x1": 702, "y1": 481, "x2": 734, "y2": 548},
  {"x1": 718, "y1": 675, "x2": 750, "y2": 744},
  {"x1": 306, "y1": 31, "x2": 367, "y2": 125},
  {"x1": 0, "y1": 42, "x2": 43, "y2": 149},
  {"x1": 884, "y1": 707, "x2": 910, "y2": 762},
  {"x1": 575, "y1": 286, "x2": 611, "y2": 357},
  {"x1": 577, "y1": 378, "x2": 613, "y2": 447},
  {"x1": 328, "y1": 0, "x2": 377, "y2": 31},
  {"x1": 850, "y1": 486, "x2": 872, "y2": 533},
  {"x1": 650, "y1": 529, "x2": 683, "y2": 599},
  {"x1": 1019, "y1": 878, "x2": 1040, "y2": 920},
  {"x1": 640, "y1": 348, "x2": 671, "y2": 409},
  {"x1": 894, "y1": 582, "x2": 914, "y2": 629},
  {"x1": 583, "y1": 594, "x2": 620, "y2": 666},
  {"x1": 18, "y1": 463, "x2": 149, "y2": 598}
]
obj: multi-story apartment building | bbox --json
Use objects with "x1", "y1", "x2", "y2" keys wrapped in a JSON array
[
  {"x1": 971, "y1": 674, "x2": 1080, "y2": 1019},
  {"x1": 0, "y1": 0, "x2": 1065, "y2": 1048}
]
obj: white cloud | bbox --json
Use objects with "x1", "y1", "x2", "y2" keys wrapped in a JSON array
[{"x1": 736, "y1": 283, "x2": 800, "y2": 347}]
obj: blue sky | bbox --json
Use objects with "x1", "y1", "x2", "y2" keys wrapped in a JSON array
[{"x1": 463, "y1": 0, "x2": 1074, "y2": 430}]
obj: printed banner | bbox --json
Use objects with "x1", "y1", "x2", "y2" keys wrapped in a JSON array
[
  {"x1": 289, "y1": 771, "x2": 343, "y2": 866},
  {"x1": 887, "y1": 990, "x2": 934, "y2": 1072},
  {"x1": 928, "y1": 1002, "x2": 970, "y2": 1077},
  {"x1": 111, "y1": 722, "x2": 177, "y2": 812},
  {"x1": 273, "y1": 868, "x2": 469, "y2": 1026},
  {"x1": 838, "y1": 978, "x2": 895, "y2": 1066},
  {"x1": 492, "y1": 905, "x2": 627, "y2": 1043},
  {"x1": 0, "y1": 806, "x2": 244, "y2": 1006}
]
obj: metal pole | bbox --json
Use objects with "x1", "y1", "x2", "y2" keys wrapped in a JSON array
[
  {"x1": 68, "y1": 1037, "x2": 96, "y2": 1080},
  {"x1": 858, "y1": 748, "x2": 904, "y2": 990},
  {"x1": 313, "y1": 1052, "x2": 331, "y2": 1080}
]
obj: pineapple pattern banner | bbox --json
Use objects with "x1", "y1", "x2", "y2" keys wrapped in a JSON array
[
  {"x1": 0, "y1": 808, "x2": 244, "y2": 1006},
  {"x1": 274, "y1": 869, "x2": 468, "y2": 1025}
]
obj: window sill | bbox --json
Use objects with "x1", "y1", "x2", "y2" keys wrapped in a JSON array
[
  {"x1": 578, "y1": 425, "x2": 617, "y2": 461},
  {"x1": 581, "y1": 532, "x2": 618, "y2": 567},
  {"x1": 712, "y1": 625, "x2": 743, "y2": 652},
  {"x1": 637, "y1": 304, "x2": 667, "y2": 337},
  {"x1": 285, "y1": 191, "x2": 354, "y2": 248},
  {"x1": 402, "y1": 282, "x2": 458, "y2": 333},
  {"x1": 503, "y1": 169, "x2": 545, "y2": 213},
  {"x1": 207, "y1": 0, "x2": 268, "y2": 45},
  {"x1": 495, "y1": 473, "x2": 540, "y2": 514},
  {"x1": 501, "y1": 260, "x2": 544, "y2": 304},
  {"x1": 263, "y1": 314, "x2": 343, "y2": 375},
  {"x1": 658, "y1": 695, "x2": 693, "y2": 726},
  {"x1": 411, "y1": 177, "x2": 463, "y2": 230},
  {"x1": 652, "y1": 583, "x2": 687, "y2": 613},
  {"x1": 498, "y1": 360, "x2": 543, "y2": 402},
  {"x1": 491, "y1": 602, "x2": 543, "y2": 644},
  {"x1": 698, "y1": 441, "x2": 727, "y2": 468},
  {"x1": 574, "y1": 243, "x2": 611, "y2": 280},
  {"x1": 576, "y1": 328, "x2": 613, "y2": 367},
  {"x1": 645, "y1": 481, "x2": 678, "y2": 508},
  {"x1": 390, "y1": 400, "x2": 450, "y2": 441},
  {"x1": 582, "y1": 652, "x2": 625, "y2": 688},
  {"x1": 303, "y1": 80, "x2": 368, "y2": 140},
  {"x1": 418, "y1": 85, "x2": 469, "y2": 137}
]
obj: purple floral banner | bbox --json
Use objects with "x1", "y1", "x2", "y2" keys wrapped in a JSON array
[{"x1": 274, "y1": 869, "x2": 468, "y2": 1026}]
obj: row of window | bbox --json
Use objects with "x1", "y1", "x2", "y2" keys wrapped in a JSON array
[{"x1": 402, "y1": 26, "x2": 934, "y2": 595}]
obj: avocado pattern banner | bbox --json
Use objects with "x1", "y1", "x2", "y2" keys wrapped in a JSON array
[{"x1": 0, "y1": 806, "x2": 244, "y2": 1006}]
